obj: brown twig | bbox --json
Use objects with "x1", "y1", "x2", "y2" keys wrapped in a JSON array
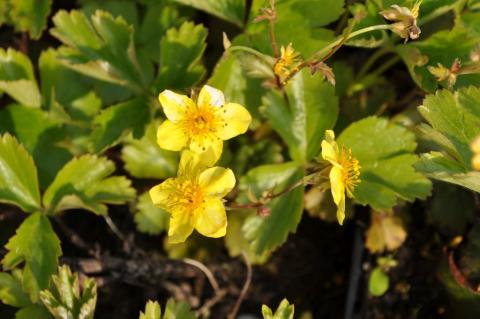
[
  {"x1": 183, "y1": 258, "x2": 221, "y2": 294},
  {"x1": 227, "y1": 178, "x2": 304, "y2": 210},
  {"x1": 103, "y1": 215, "x2": 146, "y2": 256},
  {"x1": 267, "y1": 0, "x2": 279, "y2": 57},
  {"x1": 228, "y1": 252, "x2": 252, "y2": 319}
]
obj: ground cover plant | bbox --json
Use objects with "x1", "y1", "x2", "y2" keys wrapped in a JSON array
[{"x1": 1, "y1": 0, "x2": 480, "y2": 318}]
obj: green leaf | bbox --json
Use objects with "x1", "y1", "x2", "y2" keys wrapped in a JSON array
[
  {"x1": 416, "y1": 152, "x2": 480, "y2": 192},
  {"x1": 0, "y1": 134, "x2": 41, "y2": 212},
  {"x1": 171, "y1": 0, "x2": 245, "y2": 26},
  {"x1": 9, "y1": 0, "x2": 51, "y2": 39},
  {"x1": 139, "y1": 300, "x2": 161, "y2": 319},
  {"x1": 0, "y1": 48, "x2": 41, "y2": 107},
  {"x1": 134, "y1": 192, "x2": 169, "y2": 235},
  {"x1": 418, "y1": 87, "x2": 480, "y2": 169},
  {"x1": 241, "y1": 162, "x2": 304, "y2": 255},
  {"x1": 51, "y1": 10, "x2": 148, "y2": 92},
  {"x1": 2, "y1": 212, "x2": 62, "y2": 302},
  {"x1": 337, "y1": 116, "x2": 431, "y2": 210},
  {"x1": 261, "y1": 299, "x2": 295, "y2": 319},
  {"x1": 225, "y1": 209, "x2": 270, "y2": 264},
  {"x1": 43, "y1": 155, "x2": 136, "y2": 215},
  {"x1": 15, "y1": 305, "x2": 51, "y2": 319},
  {"x1": 397, "y1": 27, "x2": 480, "y2": 92},
  {"x1": 163, "y1": 299, "x2": 196, "y2": 319},
  {"x1": 208, "y1": 52, "x2": 267, "y2": 120},
  {"x1": 82, "y1": 0, "x2": 139, "y2": 29},
  {"x1": 0, "y1": 271, "x2": 30, "y2": 307},
  {"x1": 0, "y1": 104, "x2": 72, "y2": 189},
  {"x1": 137, "y1": 3, "x2": 186, "y2": 62},
  {"x1": 155, "y1": 21, "x2": 207, "y2": 92},
  {"x1": 262, "y1": 69, "x2": 339, "y2": 162},
  {"x1": 91, "y1": 97, "x2": 150, "y2": 152},
  {"x1": 369, "y1": 267, "x2": 389, "y2": 297},
  {"x1": 40, "y1": 48, "x2": 131, "y2": 108},
  {"x1": 121, "y1": 121, "x2": 178, "y2": 179},
  {"x1": 40, "y1": 265, "x2": 97, "y2": 319},
  {"x1": 249, "y1": 0, "x2": 343, "y2": 56}
]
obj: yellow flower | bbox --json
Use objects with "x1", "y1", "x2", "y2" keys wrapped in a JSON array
[
  {"x1": 321, "y1": 130, "x2": 360, "y2": 225},
  {"x1": 380, "y1": 1, "x2": 422, "y2": 41},
  {"x1": 149, "y1": 150, "x2": 235, "y2": 243},
  {"x1": 274, "y1": 43, "x2": 301, "y2": 83},
  {"x1": 157, "y1": 85, "x2": 251, "y2": 161}
]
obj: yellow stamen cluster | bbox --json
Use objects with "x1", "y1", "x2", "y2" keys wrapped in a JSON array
[
  {"x1": 338, "y1": 147, "x2": 361, "y2": 198},
  {"x1": 274, "y1": 43, "x2": 302, "y2": 84}
]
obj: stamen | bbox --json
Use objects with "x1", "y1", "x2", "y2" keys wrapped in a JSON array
[{"x1": 339, "y1": 147, "x2": 361, "y2": 197}]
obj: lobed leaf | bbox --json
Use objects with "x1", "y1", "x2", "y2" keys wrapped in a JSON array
[
  {"x1": 155, "y1": 21, "x2": 207, "y2": 92},
  {"x1": 121, "y1": 121, "x2": 178, "y2": 179},
  {"x1": 419, "y1": 87, "x2": 480, "y2": 168},
  {"x1": 0, "y1": 270, "x2": 30, "y2": 307},
  {"x1": 0, "y1": 104, "x2": 72, "y2": 189},
  {"x1": 0, "y1": 48, "x2": 41, "y2": 107},
  {"x1": 241, "y1": 162, "x2": 304, "y2": 255},
  {"x1": 338, "y1": 116, "x2": 431, "y2": 210},
  {"x1": 51, "y1": 10, "x2": 148, "y2": 92},
  {"x1": 9, "y1": 0, "x2": 51, "y2": 39},
  {"x1": 208, "y1": 52, "x2": 267, "y2": 120},
  {"x1": 43, "y1": 154, "x2": 135, "y2": 215},
  {"x1": 91, "y1": 97, "x2": 150, "y2": 152},
  {"x1": 0, "y1": 134, "x2": 41, "y2": 212},
  {"x1": 40, "y1": 265, "x2": 97, "y2": 319},
  {"x1": 2, "y1": 212, "x2": 61, "y2": 302},
  {"x1": 262, "y1": 69, "x2": 339, "y2": 162},
  {"x1": 171, "y1": 0, "x2": 245, "y2": 27}
]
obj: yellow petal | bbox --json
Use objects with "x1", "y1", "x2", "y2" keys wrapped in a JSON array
[
  {"x1": 330, "y1": 166, "x2": 346, "y2": 225},
  {"x1": 149, "y1": 179, "x2": 175, "y2": 211},
  {"x1": 336, "y1": 194, "x2": 346, "y2": 225},
  {"x1": 177, "y1": 149, "x2": 206, "y2": 177},
  {"x1": 216, "y1": 103, "x2": 252, "y2": 140},
  {"x1": 194, "y1": 197, "x2": 227, "y2": 237},
  {"x1": 190, "y1": 136, "x2": 223, "y2": 163},
  {"x1": 321, "y1": 130, "x2": 339, "y2": 165},
  {"x1": 168, "y1": 212, "x2": 194, "y2": 243},
  {"x1": 157, "y1": 120, "x2": 188, "y2": 151},
  {"x1": 199, "y1": 167, "x2": 235, "y2": 197},
  {"x1": 197, "y1": 85, "x2": 225, "y2": 108},
  {"x1": 158, "y1": 90, "x2": 194, "y2": 121}
]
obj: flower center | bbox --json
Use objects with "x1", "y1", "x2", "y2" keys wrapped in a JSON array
[
  {"x1": 182, "y1": 107, "x2": 218, "y2": 137},
  {"x1": 338, "y1": 147, "x2": 361, "y2": 197},
  {"x1": 168, "y1": 179, "x2": 204, "y2": 213}
]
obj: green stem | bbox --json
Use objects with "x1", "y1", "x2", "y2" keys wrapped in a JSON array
[
  {"x1": 309, "y1": 24, "x2": 392, "y2": 61},
  {"x1": 227, "y1": 45, "x2": 274, "y2": 64},
  {"x1": 371, "y1": 56, "x2": 401, "y2": 77},
  {"x1": 356, "y1": 46, "x2": 392, "y2": 80}
]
